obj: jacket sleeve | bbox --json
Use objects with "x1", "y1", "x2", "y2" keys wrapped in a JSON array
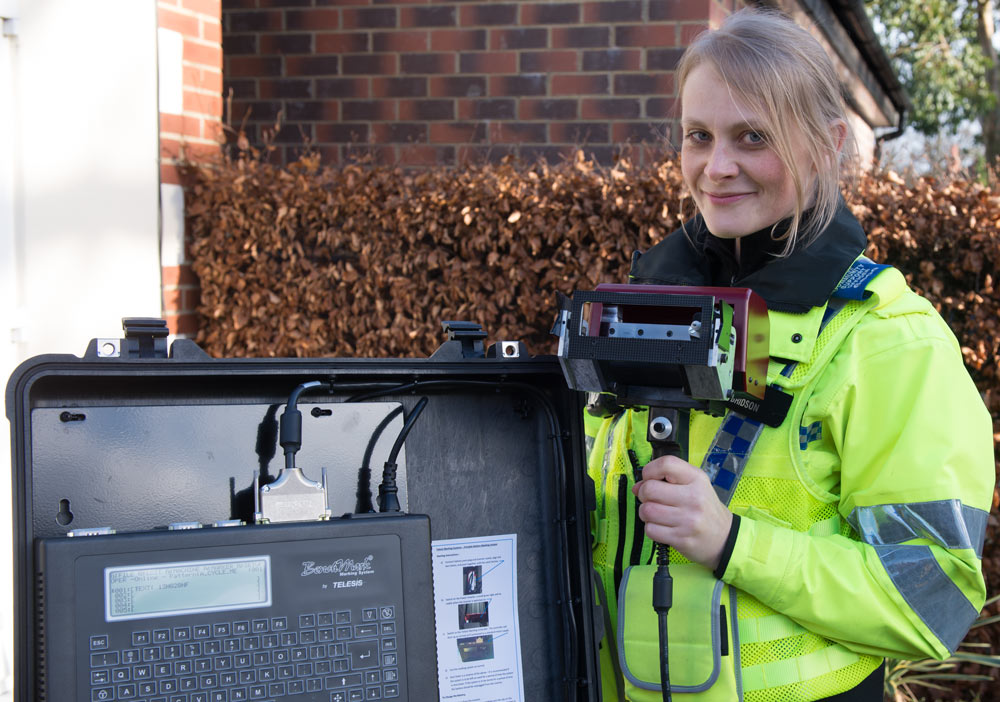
[{"x1": 719, "y1": 309, "x2": 994, "y2": 660}]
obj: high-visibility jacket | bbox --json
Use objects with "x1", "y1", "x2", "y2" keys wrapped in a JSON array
[{"x1": 588, "y1": 261, "x2": 994, "y2": 701}]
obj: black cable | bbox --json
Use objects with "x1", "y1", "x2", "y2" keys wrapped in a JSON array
[
  {"x1": 357, "y1": 406, "x2": 404, "y2": 513},
  {"x1": 378, "y1": 397, "x2": 428, "y2": 513},
  {"x1": 345, "y1": 379, "x2": 578, "y2": 699},
  {"x1": 280, "y1": 380, "x2": 330, "y2": 472}
]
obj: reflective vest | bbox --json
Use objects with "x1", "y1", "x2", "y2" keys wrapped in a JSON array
[{"x1": 588, "y1": 260, "x2": 991, "y2": 701}]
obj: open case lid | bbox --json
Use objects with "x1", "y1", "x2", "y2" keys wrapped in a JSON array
[{"x1": 6, "y1": 320, "x2": 601, "y2": 701}]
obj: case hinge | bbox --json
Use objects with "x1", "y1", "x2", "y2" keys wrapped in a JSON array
[{"x1": 122, "y1": 317, "x2": 169, "y2": 359}]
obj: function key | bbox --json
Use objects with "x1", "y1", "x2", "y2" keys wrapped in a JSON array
[
  {"x1": 271, "y1": 617, "x2": 288, "y2": 632},
  {"x1": 252, "y1": 619, "x2": 269, "y2": 633},
  {"x1": 194, "y1": 625, "x2": 211, "y2": 639},
  {"x1": 152, "y1": 629, "x2": 170, "y2": 643},
  {"x1": 90, "y1": 635, "x2": 109, "y2": 650},
  {"x1": 233, "y1": 621, "x2": 250, "y2": 635},
  {"x1": 213, "y1": 623, "x2": 231, "y2": 637},
  {"x1": 299, "y1": 613, "x2": 316, "y2": 628},
  {"x1": 173, "y1": 626, "x2": 191, "y2": 641},
  {"x1": 132, "y1": 631, "x2": 151, "y2": 646}
]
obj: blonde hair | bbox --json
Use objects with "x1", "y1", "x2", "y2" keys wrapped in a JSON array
[{"x1": 676, "y1": 8, "x2": 856, "y2": 253}]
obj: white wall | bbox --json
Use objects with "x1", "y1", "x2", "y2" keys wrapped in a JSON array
[{"x1": 1, "y1": 1, "x2": 161, "y2": 698}]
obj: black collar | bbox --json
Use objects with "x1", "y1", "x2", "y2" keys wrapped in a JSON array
[{"x1": 628, "y1": 200, "x2": 867, "y2": 313}]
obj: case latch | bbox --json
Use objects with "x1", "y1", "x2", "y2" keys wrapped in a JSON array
[
  {"x1": 122, "y1": 317, "x2": 169, "y2": 359},
  {"x1": 441, "y1": 320, "x2": 487, "y2": 358}
]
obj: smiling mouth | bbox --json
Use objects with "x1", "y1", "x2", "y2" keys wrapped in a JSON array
[{"x1": 704, "y1": 191, "x2": 752, "y2": 204}]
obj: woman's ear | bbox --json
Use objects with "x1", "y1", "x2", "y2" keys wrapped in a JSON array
[{"x1": 830, "y1": 119, "x2": 848, "y2": 155}]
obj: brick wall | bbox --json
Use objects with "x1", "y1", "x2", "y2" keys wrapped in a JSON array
[
  {"x1": 158, "y1": 0, "x2": 224, "y2": 337},
  {"x1": 222, "y1": 0, "x2": 738, "y2": 167}
]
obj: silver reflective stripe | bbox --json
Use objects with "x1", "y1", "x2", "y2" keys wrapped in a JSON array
[
  {"x1": 849, "y1": 500, "x2": 988, "y2": 559},
  {"x1": 875, "y1": 544, "x2": 979, "y2": 653}
]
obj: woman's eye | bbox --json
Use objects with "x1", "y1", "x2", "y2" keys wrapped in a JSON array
[
  {"x1": 685, "y1": 130, "x2": 710, "y2": 143},
  {"x1": 744, "y1": 131, "x2": 766, "y2": 145}
]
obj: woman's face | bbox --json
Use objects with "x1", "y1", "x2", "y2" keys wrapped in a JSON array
[{"x1": 680, "y1": 63, "x2": 804, "y2": 239}]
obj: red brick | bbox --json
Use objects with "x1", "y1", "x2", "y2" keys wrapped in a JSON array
[
  {"x1": 646, "y1": 48, "x2": 685, "y2": 71},
  {"x1": 583, "y1": 1, "x2": 643, "y2": 23},
  {"x1": 551, "y1": 74, "x2": 609, "y2": 95},
  {"x1": 285, "y1": 9, "x2": 340, "y2": 30},
  {"x1": 456, "y1": 98, "x2": 515, "y2": 120},
  {"x1": 259, "y1": 33, "x2": 313, "y2": 53},
  {"x1": 202, "y1": 18, "x2": 222, "y2": 43},
  {"x1": 158, "y1": 7, "x2": 199, "y2": 35},
  {"x1": 372, "y1": 77, "x2": 427, "y2": 98},
  {"x1": 459, "y1": 51, "x2": 517, "y2": 74},
  {"x1": 342, "y1": 54, "x2": 395, "y2": 75},
  {"x1": 456, "y1": 144, "x2": 515, "y2": 164},
  {"x1": 582, "y1": 48, "x2": 640, "y2": 71},
  {"x1": 397, "y1": 145, "x2": 456, "y2": 167},
  {"x1": 459, "y1": 4, "x2": 518, "y2": 26},
  {"x1": 342, "y1": 7, "x2": 396, "y2": 29},
  {"x1": 649, "y1": 0, "x2": 711, "y2": 22},
  {"x1": 316, "y1": 32, "x2": 370, "y2": 53},
  {"x1": 163, "y1": 287, "x2": 182, "y2": 312},
  {"x1": 490, "y1": 27, "x2": 547, "y2": 50},
  {"x1": 519, "y1": 50, "x2": 577, "y2": 73},
  {"x1": 613, "y1": 73, "x2": 673, "y2": 96},
  {"x1": 317, "y1": 78, "x2": 369, "y2": 98},
  {"x1": 489, "y1": 74, "x2": 546, "y2": 96},
  {"x1": 398, "y1": 99, "x2": 454, "y2": 120},
  {"x1": 287, "y1": 101, "x2": 342, "y2": 121},
  {"x1": 203, "y1": 120, "x2": 225, "y2": 142},
  {"x1": 160, "y1": 113, "x2": 186, "y2": 134},
  {"x1": 551, "y1": 26, "x2": 608, "y2": 48},
  {"x1": 223, "y1": 34, "x2": 256, "y2": 54},
  {"x1": 488, "y1": 122, "x2": 547, "y2": 144},
  {"x1": 342, "y1": 100, "x2": 396, "y2": 121},
  {"x1": 522, "y1": 2, "x2": 580, "y2": 25},
  {"x1": 315, "y1": 122, "x2": 371, "y2": 143},
  {"x1": 519, "y1": 98, "x2": 578, "y2": 120},
  {"x1": 184, "y1": 39, "x2": 222, "y2": 67},
  {"x1": 184, "y1": 89, "x2": 224, "y2": 116},
  {"x1": 162, "y1": 265, "x2": 200, "y2": 287},
  {"x1": 165, "y1": 312, "x2": 200, "y2": 337},
  {"x1": 286, "y1": 55, "x2": 342, "y2": 75},
  {"x1": 615, "y1": 25, "x2": 676, "y2": 48},
  {"x1": 226, "y1": 11, "x2": 282, "y2": 32},
  {"x1": 429, "y1": 76, "x2": 485, "y2": 98},
  {"x1": 184, "y1": 65, "x2": 223, "y2": 93},
  {"x1": 401, "y1": 53, "x2": 456, "y2": 74},
  {"x1": 401, "y1": 5, "x2": 455, "y2": 27},
  {"x1": 160, "y1": 164, "x2": 183, "y2": 186},
  {"x1": 430, "y1": 29, "x2": 486, "y2": 51},
  {"x1": 228, "y1": 56, "x2": 282, "y2": 77},
  {"x1": 429, "y1": 122, "x2": 486, "y2": 144},
  {"x1": 550, "y1": 121, "x2": 610, "y2": 143},
  {"x1": 259, "y1": 79, "x2": 313, "y2": 99},
  {"x1": 582, "y1": 98, "x2": 640, "y2": 119},
  {"x1": 372, "y1": 122, "x2": 427, "y2": 143},
  {"x1": 372, "y1": 30, "x2": 427, "y2": 52},
  {"x1": 182, "y1": 0, "x2": 220, "y2": 17}
]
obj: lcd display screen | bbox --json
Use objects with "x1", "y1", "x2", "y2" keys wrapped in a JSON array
[{"x1": 105, "y1": 555, "x2": 271, "y2": 622}]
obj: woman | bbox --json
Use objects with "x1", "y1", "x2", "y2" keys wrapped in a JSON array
[{"x1": 587, "y1": 8, "x2": 995, "y2": 702}]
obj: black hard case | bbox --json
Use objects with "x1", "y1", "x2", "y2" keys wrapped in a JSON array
[{"x1": 6, "y1": 327, "x2": 601, "y2": 702}]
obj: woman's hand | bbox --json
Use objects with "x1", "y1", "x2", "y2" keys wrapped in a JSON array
[{"x1": 633, "y1": 456, "x2": 734, "y2": 571}]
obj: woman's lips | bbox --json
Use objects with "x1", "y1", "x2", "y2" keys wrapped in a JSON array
[{"x1": 704, "y1": 191, "x2": 752, "y2": 205}]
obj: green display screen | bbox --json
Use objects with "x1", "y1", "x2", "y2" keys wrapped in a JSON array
[{"x1": 105, "y1": 555, "x2": 271, "y2": 621}]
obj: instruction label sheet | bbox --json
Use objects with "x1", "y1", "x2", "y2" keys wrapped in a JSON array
[{"x1": 431, "y1": 534, "x2": 525, "y2": 701}]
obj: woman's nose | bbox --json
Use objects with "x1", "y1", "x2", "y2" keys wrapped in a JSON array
[{"x1": 705, "y1": 144, "x2": 739, "y2": 180}]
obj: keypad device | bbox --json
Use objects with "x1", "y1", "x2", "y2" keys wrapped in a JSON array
[
  {"x1": 36, "y1": 518, "x2": 437, "y2": 702},
  {"x1": 87, "y1": 605, "x2": 400, "y2": 701}
]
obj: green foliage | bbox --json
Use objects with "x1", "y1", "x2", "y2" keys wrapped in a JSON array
[{"x1": 866, "y1": 0, "x2": 995, "y2": 135}]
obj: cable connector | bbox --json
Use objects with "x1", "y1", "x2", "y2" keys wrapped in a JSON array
[{"x1": 255, "y1": 380, "x2": 333, "y2": 524}]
